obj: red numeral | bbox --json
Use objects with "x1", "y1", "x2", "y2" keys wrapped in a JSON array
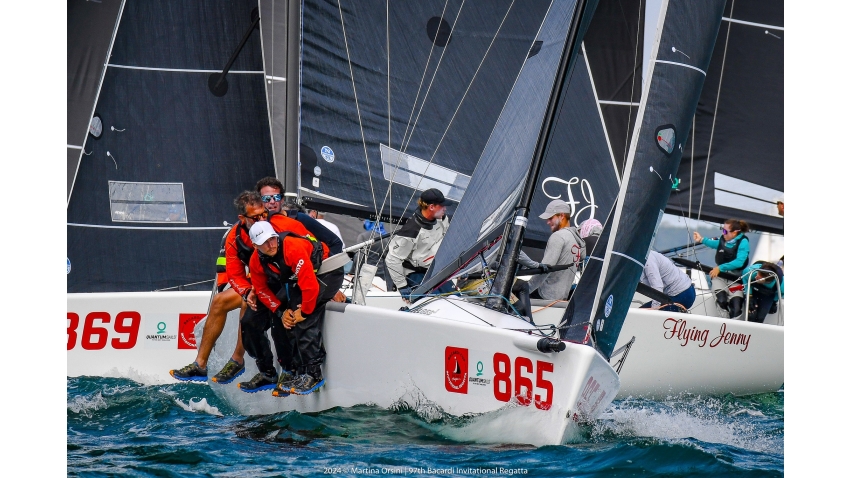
[
  {"x1": 67, "y1": 313, "x2": 79, "y2": 350},
  {"x1": 534, "y1": 361, "x2": 554, "y2": 410},
  {"x1": 112, "y1": 311, "x2": 141, "y2": 349},
  {"x1": 81, "y1": 312, "x2": 111, "y2": 350},
  {"x1": 514, "y1": 357, "x2": 533, "y2": 406},
  {"x1": 493, "y1": 353, "x2": 512, "y2": 402}
]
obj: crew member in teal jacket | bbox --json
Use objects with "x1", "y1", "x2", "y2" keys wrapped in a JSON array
[
  {"x1": 693, "y1": 219, "x2": 751, "y2": 319},
  {"x1": 741, "y1": 261, "x2": 784, "y2": 323}
]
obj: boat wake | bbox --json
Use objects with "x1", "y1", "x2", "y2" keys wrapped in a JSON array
[{"x1": 592, "y1": 393, "x2": 783, "y2": 455}]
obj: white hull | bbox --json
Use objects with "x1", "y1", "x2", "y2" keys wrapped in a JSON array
[
  {"x1": 67, "y1": 280, "x2": 783, "y2": 399},
  {"x1": 204, "y1": 298, "x2": 618, "y2": 445}
]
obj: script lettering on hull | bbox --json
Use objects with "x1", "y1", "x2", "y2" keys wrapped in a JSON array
[{"x1": 662, "y1": 318, "x2": 751, "y2": 352}]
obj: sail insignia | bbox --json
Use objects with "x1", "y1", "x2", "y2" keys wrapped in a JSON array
[{"x1": 655, "y1": 125, "x2": 676, "y2": 155}]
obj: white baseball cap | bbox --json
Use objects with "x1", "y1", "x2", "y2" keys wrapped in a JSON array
[{"x1": 249, "y1": 221, "x2": 278, "y2": 245}]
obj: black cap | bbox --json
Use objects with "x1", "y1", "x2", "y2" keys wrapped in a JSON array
[{"x1": 420, "y1": 188, "x2": 446, "y2": 205}]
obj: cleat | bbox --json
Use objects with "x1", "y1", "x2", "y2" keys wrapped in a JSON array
[
  {"x1": 272, "y1": 370, "x2": 297, "y2": 397},
  {"x1": 211, "y1": 359, "x2": 245, "y2": 384},
  {"x1": 290, "y1": 374, "x2": 325, "y2": 395},
  {"x1": 237, "y1": 373, "x2": 278, "y2": 393},
  {"x1": 169, "y1": 362, "x2": 208, "y2": 382}
]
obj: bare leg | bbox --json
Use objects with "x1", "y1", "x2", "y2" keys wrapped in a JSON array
[
  {"x1": 195, "y1": 288, "x2": 242, "y2": 369},
  {"x1": 231, "y1": 301, "x2": 247, "y2": 362}
]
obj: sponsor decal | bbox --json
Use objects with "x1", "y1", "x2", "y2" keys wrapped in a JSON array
[
  {"x1": 178, "y1": 313, "x2": 207, "y2": 350},
  {"x1": 145, "y1": 318, "x2": 177, "y2": 348},
  {"x1": 655, "y1": 125, "x2": 676, "y2": 155},
  {"x1": 321, "y1": 146, "x2": 335, "y2": 163},
  {"x1": 67, "y1": 257, "x2": 71, "y2": 274},
  {"x1": 411, "y1": 308, "x2": 437, "y2": 316},
  {"x1": 444, "y1": 347, "x2": 469, "y2": 394},
  {"x1": 663, "y1": 318, "x2": 751, "y2": 352},
  {"x1": 605, "y1": 295, "x2": 613, "y2": 318},
  {"x1": 470, "y1": 361, "x2": 490, "y2": 386},
  {"x1": 575, "y1": 376, "x2": 607, "y2": 419},
  {"x1": 293, "y1": 258, "x2": 305, "y2": 277}
]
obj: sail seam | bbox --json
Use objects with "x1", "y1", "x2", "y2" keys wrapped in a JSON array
[
  {"x1": 610, "y1": 251, "x2": 645, "y2": 268},
  {"x1": 68, "y1": 223, "x2": 228, "y2": 231},
  {"x1": 722, "y1": 17, "x2": 783, "y2": 31},
  {"x1": 654, "y1": 60, "x2": 706, "y2": 76},
  {"x1": 598, "y1": 100, "x2": 640, "y2": 106},
  {"x1": 106, "y1": 64, "x2": 263, "y2": 74}
]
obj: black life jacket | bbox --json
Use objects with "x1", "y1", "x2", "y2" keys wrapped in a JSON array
[
  {"x1": 215, "y1": 223, "x2": 254, "y2": 273},
  {"x1": 714, "y1": 234, "x2": 749, "y2": 273},
  {"x1": 750, "y1": 261, "x2": 783, "y2": 298},
  {"x1": 258, "y1": 231, "x2": 324, "y2": 285}
]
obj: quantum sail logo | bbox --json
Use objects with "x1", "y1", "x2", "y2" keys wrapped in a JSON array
[
  {"x1": 655, "y1": 125, "x2": 677, "y2": 155},
  {"x1": 444, "y1": 346, "x2": 469, "y2": 394}
]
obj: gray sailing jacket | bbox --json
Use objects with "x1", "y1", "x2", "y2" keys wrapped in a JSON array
[
  {"x1": 527, "y1": 226, "x2": 586, "y2": 300},
  {"x1": 385, "y1": 212, "x2": 449, "y2": 289}
]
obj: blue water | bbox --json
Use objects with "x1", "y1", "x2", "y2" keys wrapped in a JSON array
[{"x1": 67, "y1": 377, "x2": 783, "y2": 476}]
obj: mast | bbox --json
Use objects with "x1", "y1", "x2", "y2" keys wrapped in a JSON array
[{"x1": 485, "y1": 0, "x2": 593, "y2": 311}]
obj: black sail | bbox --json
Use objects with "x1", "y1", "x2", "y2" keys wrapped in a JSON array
[
  {"x1": 298, "y1": 0, "x2": 552, "y2": 222},
  {"x1": 666, "y1": 0, "x2": 784, "y2": 233},
  {"x1": 67, "y1": 0, "x2": 275, "y2": 293},
  {"x1": 414, "y1": 0, "x2": 586, "y2": 294},
  {"x1": 577, "y1": 0, "x2": 727, "y2": 359},
  {"x1": 67, "y1": 0, "x2": 124, "y2": 199}
]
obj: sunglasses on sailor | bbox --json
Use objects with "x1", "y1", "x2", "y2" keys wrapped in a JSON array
[
  {"x1": 244, "y1": 211, "x2": 269, "y2": 221},
  {"x1": 261, "y1": 193, "x2": 282, "y2": 203}
]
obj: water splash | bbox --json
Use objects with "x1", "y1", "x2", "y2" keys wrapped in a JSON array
[
  {"x1": 68, "y1": 392, "x2": 108, "y2": 418},
  {"x1": 173, "y1": 397, "x2": 223, "y2": 416}
]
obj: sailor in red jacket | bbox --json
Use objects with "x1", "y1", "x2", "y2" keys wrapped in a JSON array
[{"x1": 244, "y1": 220, "x2": 344, "y2": 396}]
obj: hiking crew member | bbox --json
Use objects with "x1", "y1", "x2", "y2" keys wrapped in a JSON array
[
  {"x1": 694, "y1": 219, "x2": 751, "y2": 319},
  {"x1": 244, "y1": 221, "x2": 344, "y2": 396},
  {"x1": 385, "y1": 188, "x2": 454, "y2": 303},
  {"x1": 169, "y1": 191, "x2": 266, "y2": 384},
  {"x1": 742, "y1": 261, "x2": 784, "y2": 323}
]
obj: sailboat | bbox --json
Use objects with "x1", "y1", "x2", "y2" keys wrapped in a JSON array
[{"x1": 200, "y1": 0, "x2": 732, "y2": 446}]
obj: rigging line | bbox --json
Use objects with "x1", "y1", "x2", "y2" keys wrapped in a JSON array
[
  {"x1": 337, "y1": 0, "x2": 379, "y2": 218},
  {"x1": 697, "y1": 0, "x2": 735, "y2": 221},
  {"x1": 399, "y1": 0, "x2": 449, "y2": 150},
  {"x1": 690, "y1": 114, "x2": 694, "y2": 216},
  {"x1": 428, "y1": 0, "x2": 515, "y2": 161},
  {"x1": 386, "y1": 0, "x2": 391, "y2": 149},
  {"x1": 402, "y1": 0, "x2": 468, "y2": 153},
  {"x1": 622, "y1": 0, "x2": 643, "y2": 178},
  {"x1": 582, "y1": 41, "x2": 621, "y2": 185}
]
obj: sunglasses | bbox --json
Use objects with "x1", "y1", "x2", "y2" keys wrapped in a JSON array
[
  {"x1": 244, "y1": 211, "x2": 269, "y2": 221},
  {"x1": 261, "y1": 193, "x2": 282, "y2": 203}
]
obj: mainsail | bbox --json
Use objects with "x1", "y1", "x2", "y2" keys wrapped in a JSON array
[
  {"x1": 667, "y1": 0, "x2": 784, "y2": 233},
  {"x1": 297, "y1": 0, "x2": 553, "y2": 223},
  {"x1": 67, "y1": 0, "x2": 124, "y2": 199},
  {"x1": 567, "y1": 0, "x2": 728, "y2": 359},
  {"x1": 67, "y1": 0, "x2": 276, "y2": 292}
]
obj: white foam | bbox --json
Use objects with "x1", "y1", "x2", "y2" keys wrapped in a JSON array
[
  {"x1": 595, "y1": 399, "x2": 781, "y2": 453},
  {"x1": 174, "y1": 397, "x2": 223, "y2": 416},
  {"x1": 101, "y1": 367, "x2": 173, "y2": 386},
  {"x1": 68, "y1": 392, "x2": 108, "y2": 418}
]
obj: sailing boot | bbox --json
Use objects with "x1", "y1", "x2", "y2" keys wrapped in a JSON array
[
  {"x1": 211, "y1": 359, "x2": 245, "y2": 384},
  {"x1": 291, "y1": 365, "x2": 325, "y2": 395},
  {"x1": 170, "y1": 362, "x2": 207, "y2": 382},
  {"x1": 728, "y1": 297, "x2": 744, "y2": 320},
  {"x1": 271, "y1": 370, "x2": 298, "y2": 397},
  {"x1": 238, "y1": 371, "x2": 278, "y2": 393}
]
